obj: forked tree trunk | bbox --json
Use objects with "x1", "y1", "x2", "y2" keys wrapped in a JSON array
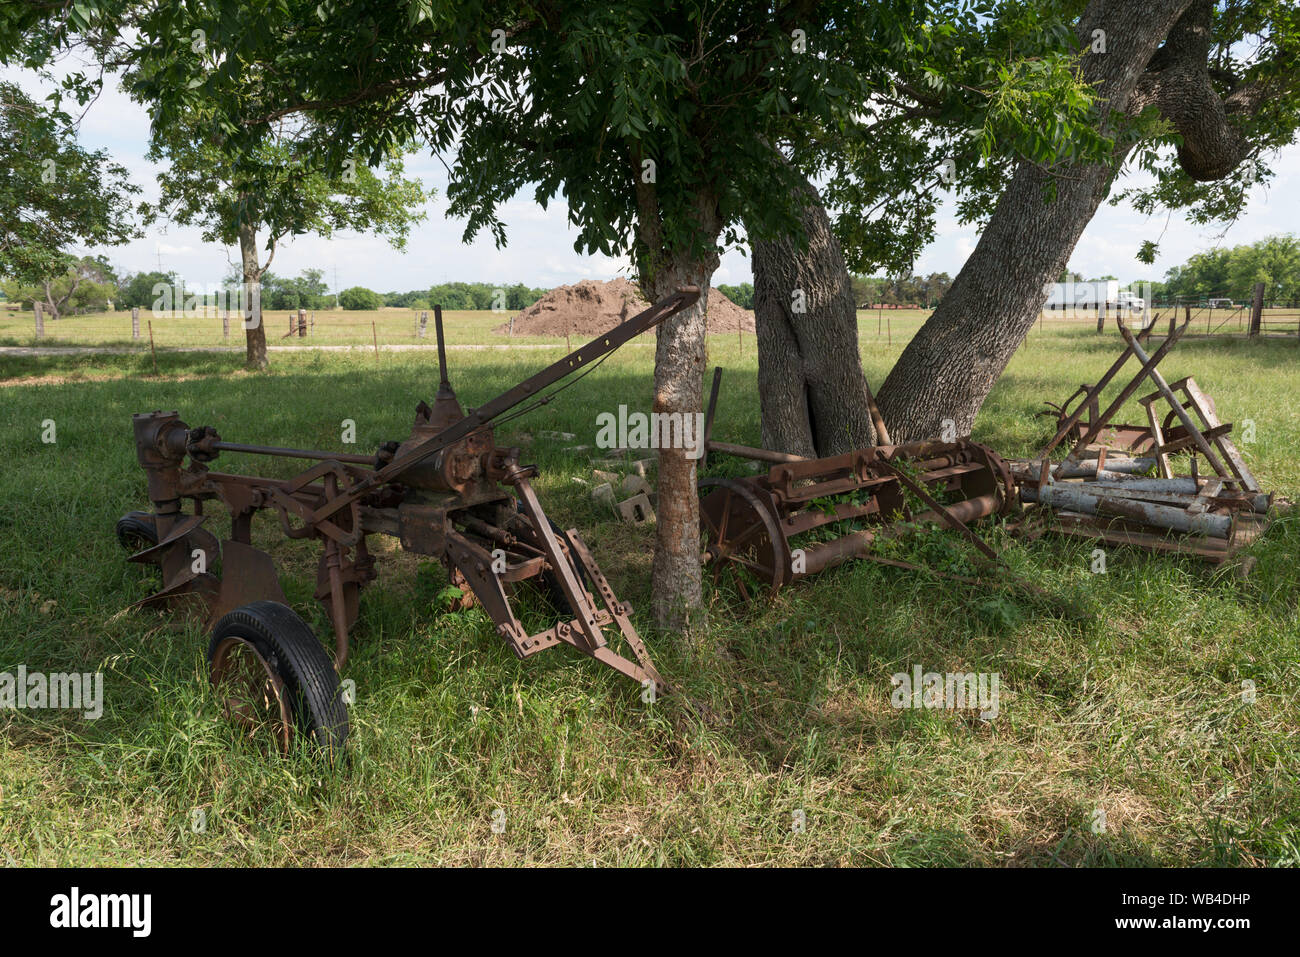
[
  {"x1": 875, "y1": 0, "x2": 1194, "y2": 441},
  {"x1": 238, "y1": 220, "x2": 269, "y2": 370},
  {"x1": 751, "y1": 170, "x2": 875, "y2": 456},
  {"x1": 641, "y1": 193, "x2": 721, "y2": 631}
]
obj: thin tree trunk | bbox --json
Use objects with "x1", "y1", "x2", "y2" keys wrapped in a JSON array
[
  {"x1": 751, "y1": 168, "x2": 875, "y2": 456},
  {"x1": 238, "y1": 220, "x2": 268, "y2": 370},
  {"x1": 639, "y1": 190, "x2": 721, "y2": 631},
  {"x1": 876, "y1": 0, "x2": 1208, "y2": 441}
]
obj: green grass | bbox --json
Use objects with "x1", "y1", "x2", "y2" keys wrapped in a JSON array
[
  {"x1": 1, "y1": 316, "x2": 1297, "y2": 866},
  {"x1": 0, "y1": 306, "x2": 568, "y2": 348}
]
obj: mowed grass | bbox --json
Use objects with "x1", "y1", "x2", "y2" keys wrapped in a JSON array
[
  {"x1": 0, "y1": 314, "x2": 1298, "y2": 866},
  {"x1": 0, "y1": 306, "x2": 565, "y2": 348}
]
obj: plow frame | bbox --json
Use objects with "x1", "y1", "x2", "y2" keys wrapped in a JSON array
[{"x1": 122, "y1": 289, "x2": 702, "y2": 746}]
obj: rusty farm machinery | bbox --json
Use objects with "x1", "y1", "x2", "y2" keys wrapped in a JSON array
[
  {"x1": 694, "y1": 313, "x2": 1274, "y2": 598},
  {"x1": 1012, "y1": 317, "x2": 1271, "y2": 563},
  {"x1": 117, "y1": 288, "x2": 1273, "y2": 756},
  {"x1": 696, "y1": 368, "x2": 1018, "y2": 598},
  {"x1": 117, "y1": 288, "x2": 700, "y2": 754}
]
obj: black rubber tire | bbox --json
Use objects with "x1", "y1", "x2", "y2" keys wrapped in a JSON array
[
  {"x1": 208, "y1": 601, "x2": 349, "y2": 756},
  {"x1": 115, "y1": 511, "x2": 158, "y2": 551}
]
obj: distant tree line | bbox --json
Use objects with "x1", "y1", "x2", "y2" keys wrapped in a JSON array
[
  {"x1": 1, "y1": 255, "x2": 119, "y2": 318},
  {"x1": 1, "y1": 267, "x2": 554, "y2": 315},
  {"x1": 1054, "y1": 235, "x2": 1300, "y2": 306},
  {"x1": 1155, "y1": 235, "x2": 1300, "y2": 303},
  {"x1": 851, "y1": 273, "x2": 952, "y2": 308},
  {"x1": 716, "y1": 283, "x2": 754, "y2": 309}
]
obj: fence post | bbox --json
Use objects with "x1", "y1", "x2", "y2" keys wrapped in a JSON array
[
  {"x1": 1096, "y1": 303, "x2": 1105, "y2": 334},
  {"x1": 297, "y1": 307, "x2": 307, "y2": 337},
  {"x1": 419, "y1": 311, "x2": 428, "y2": 338},
  {"x1": 131, "y1": 306, "x2": 140, "y2": 339},
  {"x1": 222, "y1": 309, "x2": 230, "y2": 338},
  {"x1": 34, "y1": 301, "x2": 44, "y2": 339},
  {"x1": 1249, "y1": 282, "x2": 1264, "y2": 337}
]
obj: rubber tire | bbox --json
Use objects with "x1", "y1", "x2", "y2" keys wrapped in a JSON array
[
  {"x1": 208, "y1": 601, "x2": 349, "y2": 756},
  {"x1": 115, "y1": 511, "x2": 158, "y2": 551}
]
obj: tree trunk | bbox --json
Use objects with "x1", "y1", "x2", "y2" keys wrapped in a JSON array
[
  {"x1": 641, "y1": 194, "x2": 721, "y2": 631},
  {"x1": 751, "y1": 170, "x2": 876, "y2": 456},
  {"x1": 876, "y1": 0, "x2": 1195, "y2": 441},
  {"x1": 42, "y1": 280, "x2": 58, "y2": 321},
  {"x1": 238, "y1": 220, "x2": 268, "y2": 370},
  {"x1": 42, "y1": 277, "x2": 79, "y2": 320}
]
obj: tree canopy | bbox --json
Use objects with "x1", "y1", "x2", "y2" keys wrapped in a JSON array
[{"x1": 0, "y1": 80, "x2": 139, "y2": 287}]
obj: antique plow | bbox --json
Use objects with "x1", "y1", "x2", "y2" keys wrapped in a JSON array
[
  {"x1": 118, "y1": 287, "x2": 700, "y2": 753},
  {"x1": 697, "y1": 368, "x2": 1016, "y2": 597},
  {"x1": 1013, "y1": 317, "x2": 1272, "y2": 562}
]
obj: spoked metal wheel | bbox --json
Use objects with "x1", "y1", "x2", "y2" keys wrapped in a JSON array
[
  {"x1": 210, "y1": 634, "x2": 294, "y2": 754},
  {"x1": 698, "y1": 477, "x2": 791, "y2": 600},
  {"x1": 207, "y1": 601, "x2": 349, "y2": 758}
]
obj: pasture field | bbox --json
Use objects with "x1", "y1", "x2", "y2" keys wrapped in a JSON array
[{"x1": 0, "y1": 314, "x2": 1297, "y2": 866}]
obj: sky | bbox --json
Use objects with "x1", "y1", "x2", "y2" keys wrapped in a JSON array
[{"x1": 8, "y1": 63, "x2": 1299, "y2": 294}]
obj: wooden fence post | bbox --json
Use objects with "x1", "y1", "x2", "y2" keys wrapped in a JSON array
[
  {"x1": 34, "y1": 301, "x2": 44, "y2": 339},
  {"x1": 1249, "y1": 282, "x2": 1265, "y2": 337},
  {"x1": 222, "y1": 309, "x2": 230, "y2": 338},
  {"x1": 131, "y1": 306, "x2": 140, "y2": 339},
  {"x1": 297, "y1": 307, "x2": 307, "y2": 337}
]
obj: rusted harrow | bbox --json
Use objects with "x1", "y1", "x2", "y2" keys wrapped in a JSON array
[
  {"x1": 698, "y1": 369, "x2": 1015, "y2": 597},
  {"x1": 118, "y1": 288, "x2": 701, "y2": 754},
  {"x1": 1014, "y1": 317, "x2": 1272, "y2": 562}
]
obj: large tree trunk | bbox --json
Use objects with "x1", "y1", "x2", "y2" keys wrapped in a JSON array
[
  {"x1": 640, "y1": 192, "x2": 721, "y2": 631},
  {"x1": 237, "y1": 220, "x2": 268, "y2": 370},
  {"x1": 876, "y1": 0, "x2": 1200, "y2": 441},
  {"x1": 751, "y1": 170, "x2": 876, "y2": 456}
]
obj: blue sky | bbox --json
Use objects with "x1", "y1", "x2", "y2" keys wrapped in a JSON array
[{"x1": 9, "y1": 64, "x2": 1298, "y2": 294}]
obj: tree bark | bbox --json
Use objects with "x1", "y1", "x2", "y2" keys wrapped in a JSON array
[
  {"x1": 876, "y1": 0, "x2": 1225, "y2": 442},
  {"x1": 751, "y1": 168, "x2": 876, "y2": 456},
  {"x1": 639, "y1": 189, "x2": 721, "y2": 631},
  {"x1": 237, "y1": 219, "x2": 268, "y2": 370}
]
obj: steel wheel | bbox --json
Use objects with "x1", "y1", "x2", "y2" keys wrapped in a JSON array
[
  {"x1": 699, "y1": 477, "x2": 790, "y2": 599},
  {"x1": 210, "y1": 635, "x2": 294, "y2": 754},
  {"x1": 208, "y1": 601, "x2": 349, "y2": 758}
]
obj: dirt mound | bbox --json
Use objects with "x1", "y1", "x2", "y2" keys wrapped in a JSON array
[{"x1": 496, "y1": 278, "x2": 754, "y2": 336}]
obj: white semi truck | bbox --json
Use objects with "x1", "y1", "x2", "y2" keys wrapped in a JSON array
[{"x1": 1043, "y1": 280, "x2": 1145, "y2": 314}]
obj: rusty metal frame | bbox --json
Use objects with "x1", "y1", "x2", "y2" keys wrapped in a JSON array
[
  {"x1": 697, "y1": 368, "x2": 1014, "y2": 596},
  {"x1": 1016, "y1": 318, "x2": 1272, "y2": 563},
  {"x1": 123, "y1": 288, "x2": 701, "y2": 695}
]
